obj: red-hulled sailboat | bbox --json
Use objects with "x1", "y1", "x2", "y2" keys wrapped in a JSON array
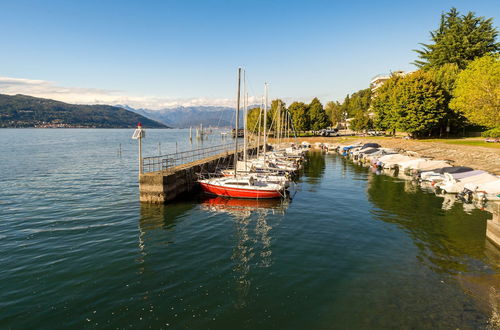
[
  {"x1": 199, "y1": 176, "x2": 284, "y2": 199},
  {"x1": 198, "y1": 68, "x2": 285, "y2": 199}
]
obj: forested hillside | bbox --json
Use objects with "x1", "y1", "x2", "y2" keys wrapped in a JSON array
[{"x1": 0, "y1": 94, "x2": 168, "y2": 128}]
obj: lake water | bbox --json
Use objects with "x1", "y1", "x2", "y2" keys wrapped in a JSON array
[{"x1": 1, "y1": 129, "x2": 499, "y2": 329}]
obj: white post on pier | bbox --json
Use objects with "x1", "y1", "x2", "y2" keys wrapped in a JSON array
[{"x1": 132, "y1": 123, "x2": 145, "y2": 174}]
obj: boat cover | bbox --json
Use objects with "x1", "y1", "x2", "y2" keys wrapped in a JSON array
[
  {"x1": 437, "y1": 166, "x2": 473, "y2": 174},
  {"x1": 400, "y1": 159, "x2": 451, "y2": 171},
  {"x1": 378, "y1": 154, "x2": 416, "y2": 165},
  {"x1": 362, "y1": 143, "x2": 380, "y2": 149},
  {"x1": 464, "y1": 179, "x2": 500, "y2": 194},
  {"x1": 361, "y1": 148, "x2": 380, "y2": 155},
  {"x1": 448, "y1": 170, "x2": 485, "y2": 180}
]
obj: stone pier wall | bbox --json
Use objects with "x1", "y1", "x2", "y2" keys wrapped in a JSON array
[
  {"x1": 139, "y1": 147, "x2": 259, "y2": 204},
  {"x1": 486, "y1": 202, "x2": 500, "y2": 247}
]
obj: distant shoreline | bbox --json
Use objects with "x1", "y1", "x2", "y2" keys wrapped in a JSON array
[{"x1": 0, "y1": 126, "x2": 172, "y2": 129}]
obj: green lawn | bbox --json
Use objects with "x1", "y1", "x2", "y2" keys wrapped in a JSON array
[
  {"x1": 419, "y1": 138, "x2": 500, "y2": 148},
  {"x1": 326, "y1": 136, "x2": 500, "y2": 149}
]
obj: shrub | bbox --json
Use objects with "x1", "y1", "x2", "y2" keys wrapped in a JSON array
[{"x1": 481, "y1": 128, "x2": 500, "y2": 138}]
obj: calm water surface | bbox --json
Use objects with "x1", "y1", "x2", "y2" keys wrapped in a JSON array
[{"x1": 1, "y1": 129, "x2": 499, "y2": 329}]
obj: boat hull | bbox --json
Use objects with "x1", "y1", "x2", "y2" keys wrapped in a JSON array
[{"x1": 199, "y1": 182, "x2": 282, "y2": 199}]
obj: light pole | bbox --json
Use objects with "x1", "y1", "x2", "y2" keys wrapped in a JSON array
[{"x1": 132, "y1": 123, "x2": 145, "y2": 174}]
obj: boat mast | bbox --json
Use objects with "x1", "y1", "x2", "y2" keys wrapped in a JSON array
[
  {"x1": 256, "y1": 97, "x2": 263, "y2": 158},
  {"x1": 243, "y1": 70, "x2": 247, "y2": 169},
  {"x1": 286, "y1": 110, "x2": 290, "y2": 141},
  {"x1": 281, "y1": 102, "x2": 285, "y2": 144},
  {"x1": 277, "y1": 100, "x2": 281, "y2": 145},
  {"x1": 234, "y1": 67, "x2": 241, "y2": 178},
  {"x1": 263, "y1": 83, "x2": 268, "y2": 166}
]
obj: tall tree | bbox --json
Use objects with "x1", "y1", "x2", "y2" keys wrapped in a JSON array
[
  {"x1": 349, "y1": 110, "x2": 372, "y2": 132},
  {"x1": 427, "y1": 63, "x2": 468, "y2": 134},
  {"x1": 308, "y1": 97, "x2": 329, "y2": 130},
  {"x1": 246, "y1": 107, "x2": 262, "y2": 134},
  {"x1": 450, "y1": 54, "x2": 500, "y2": 128},
  {"x1": 393, "y1": 71, "x2": 448, "y2": 137},
  {"x1": 371, "y1": 75, "x2": 402, "y2": 132},
  {"x1": 288, "y1": 101, "x2": 310, "y2": 131},
  {"x1": 348, "y1": 88, "x2": 372, "y2": 114},
  {"x1": 414, "y1": 8, "x2": 500, "y2": 69},
  {"x1": 340, "y1": 94, "x2": 351, "y2": 118},
  {"x1": 267, "y1": 99, "x2": 286, "y2": 131},
  {"x1": 372, "y1": 72, "x2": 448, "y2": 137},
  {"x1": 325, "y1": 101, "x2": 342, "y2": 127}
]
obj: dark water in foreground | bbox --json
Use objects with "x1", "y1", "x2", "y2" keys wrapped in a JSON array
[{"x1": 1, "y1": 129, "x2": 499, "y2": 329}]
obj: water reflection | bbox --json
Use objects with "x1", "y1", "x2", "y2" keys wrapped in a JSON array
[
  {"x1": 137, "y1": 201, "x2": 196, "y2": 268},
  {"x1": 367, "y1": 173, "x2": 491, "y2": 274},
  {"x1": 458, "y1": 272, "x2": 500, "y2": 328},
  {"x1": 200, "y1": 196, "x2": 288, "y2": 308},
  {"x1": 364, "y1": 165, "x2": 500, "y2": 326},
  {"x1": 139, "y1": 202, "x2": 195, "y2": 231},
  {"x1": 303, "y1": 151, "x2": 325, "y2": 183}
]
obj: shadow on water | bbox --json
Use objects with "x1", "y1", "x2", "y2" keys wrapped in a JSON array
[{"x1": 139, "y1": 201, "x2": 196, "y2": 231}]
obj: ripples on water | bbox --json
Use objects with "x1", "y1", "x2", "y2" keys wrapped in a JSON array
[{"x1": 1, "y1": 129, "x2": 499, "y2": 329}]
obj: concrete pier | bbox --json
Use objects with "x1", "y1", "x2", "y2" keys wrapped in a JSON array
[
  {"x1": 486, "y1": 202, "x2": 500, "y2": 248},
  {"x1": 139, "y1": 147, "x2": 259, "y2": 204}
]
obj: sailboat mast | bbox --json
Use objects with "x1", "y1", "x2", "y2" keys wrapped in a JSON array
[
  {"x1": 280, "y1": 101, "x2": 284, "y2": 145},
  {"x1": 256, "y1": 97, "x2": 263, "y2": 158},
  {"x1": 263, "y1": 83, "x2": 268, "y2": 165},
  {"x1": 243, "y1": 70, "x2": 247, "y2": 168},
  {"x1": 234, "y1": 68, "x2": 241, "y2": 177},
  {"x1": 277, "y1": 100, "x2": 281, "y2": 145}
]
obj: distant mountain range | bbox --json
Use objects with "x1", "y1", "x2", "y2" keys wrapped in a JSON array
[
  {"x1": 121, "y1": 105, "x2": 246, "y2": 128},
  {"x1": 0, "y1": 92, "x2": 255, "y2": 129},
  {"x1": 0, "y1": 94, "x2": 167, "y2": 128}
]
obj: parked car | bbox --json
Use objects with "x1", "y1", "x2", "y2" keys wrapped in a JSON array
[{"x1": 318, "y1": 129, "x2": 340, "y2": 137}]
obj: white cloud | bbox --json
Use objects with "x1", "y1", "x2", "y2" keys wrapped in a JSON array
[{"x1": 0, "y1": 76, "x2": 257, "y2": 109}]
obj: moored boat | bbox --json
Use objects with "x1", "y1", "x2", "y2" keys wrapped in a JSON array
[{"x1": 199, "y1": 176, "x2": 284, "y2": 199}]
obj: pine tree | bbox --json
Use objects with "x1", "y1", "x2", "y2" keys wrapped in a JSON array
[
  {"x1": 325, "y1": 101, "x2": 342, "y2": 127},
  {"x1": 414, "y1": 8, "x2": 499, "y2": 69},
  {"x1": 288, "y1": 102, "x2": 310, "y2": 131},
  {"x1": 308, "y1": 98, "x2": 329, "y2": 131}
]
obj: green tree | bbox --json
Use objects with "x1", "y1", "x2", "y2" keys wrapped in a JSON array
[
  {"x1": 450, "y1": 54, "x2": 500, "y2": 128},
  {"x1": 414, "y1": 8, "x2": 500, "y2": 69},
  {"x1": 347, "y1": 88, "x2": 372, "y2": 114},
  {"x1": 308, "y1": 97, "x2": 329, "y2": 130},
  {"x1": 246, "y1": 107, "x2": 262, "y2": 133},
  {"x1": 340, "y1": 94, "x2": 351, "y2": 118},
  {"x1": 267, "y1": 99, "x2": 286, "y2": 131},
  {"x1": 427, "y1": 63, "x2": 461, "y2": 95},
  {"x1": 349, "y1": 110, "x2": 371, "y2": 132},
  {"x1": 393, "y1": 71, "x2": 448, "y2": 137},
  {"x1": 371, "y1": 75, "x2": 402, "y2": 132},
  {"x1": 288, "y1": 101, "x2": 310, "y2": 131},
  {"x1": 325, "y1": 101, "x2": 342, "y2": 127},
  {"x1": 372, "y1": 72, "x2": 448, "y2": 137},
  {"x1": 427, "y1": 63, "x2": 468, "y2": 134}
]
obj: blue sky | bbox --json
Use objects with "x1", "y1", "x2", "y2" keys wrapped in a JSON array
[{"x1": 0, "y1": 0, "x2": 498, "y2": 108}]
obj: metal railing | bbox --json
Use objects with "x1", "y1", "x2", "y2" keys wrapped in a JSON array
[{"x1": 142, "y1": 142, "x2": 243, "y2": 173}]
